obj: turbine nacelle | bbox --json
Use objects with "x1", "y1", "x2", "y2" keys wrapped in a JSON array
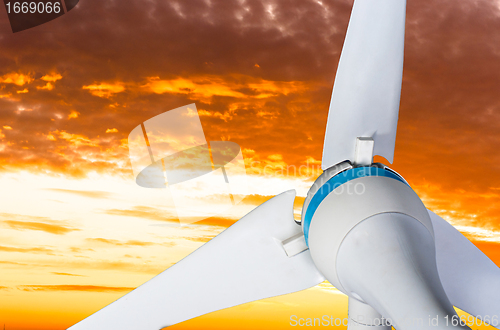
[{"x1": 303, "y1": 164, "x2": 469, "y2": 329}]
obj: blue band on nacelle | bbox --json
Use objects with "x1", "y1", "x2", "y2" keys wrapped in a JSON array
[{"x1": 302, "y1": 167, "x2": 408, "y2": 246}]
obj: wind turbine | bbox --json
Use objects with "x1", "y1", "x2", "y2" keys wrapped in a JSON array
[{"x1": 68, "y1": 0, "x2": 500, "y2": 329}]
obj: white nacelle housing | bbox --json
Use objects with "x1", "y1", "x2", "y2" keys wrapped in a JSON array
[
  {"x1": 307, "y1": 174, "x2": 433, "y2": 292},
  {"x1": 304, "y1": 169, "x2": 468, "y2": 329}
]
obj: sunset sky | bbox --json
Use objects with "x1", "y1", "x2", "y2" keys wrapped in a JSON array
[{"x1": 1, "y1": 0, "x2": 500, "y2": 329}]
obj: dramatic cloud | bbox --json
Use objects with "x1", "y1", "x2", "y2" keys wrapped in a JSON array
[
  {"x1": 0, "y1": 0, "x2": 498, "y2": 232},
  {"x1": 143, "y1": 75, "x2": 311, "y2": 103},
  {"x1": 2, "y1": 2, "x2": 500, "y2": 328},
  {"x1": 0, "y1": 0, "x2": 350, "y2": 178}
]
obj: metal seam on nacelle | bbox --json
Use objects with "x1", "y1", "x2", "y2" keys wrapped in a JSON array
[{"x1": 302, "y1": 167, "x2": 408, "y2": 245}]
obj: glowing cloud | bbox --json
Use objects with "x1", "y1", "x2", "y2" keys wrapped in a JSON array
[
  {"x1": 144, "y1": 76, "x2": 245, "y2": 99},
  {"x1": 0, "y1": 73, "x2": 33, "y2": 86},
  {"x1": 83, "y1": 82, "x2": 125, "y2": 98},
  {"x1": 37, "y1": 82, "x2": 54, "y2": 90},
  {"x1": 143, "y1": 75, "x2": 310, "y2": 102},
  {"x1": 41, "y1": 73, "x2": 63, "y2": 82},
  {"x1": 68, "y1": 110, "x2": 80, "y2": 119}
]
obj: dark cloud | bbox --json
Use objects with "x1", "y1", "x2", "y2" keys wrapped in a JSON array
[
  {"x1": 0, "y1": 0, "x2": 350, "y2": 178},
  {"x1": 1, "y1": 0, "x2": 500, "y2": 226}
]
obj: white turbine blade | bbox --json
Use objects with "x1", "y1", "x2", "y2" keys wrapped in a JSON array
[
  {"x1": 429, "y1": 210, "x2": 500, "y2": 328},
  {"x1": 322, "y1": 0, "x2": 406, "y2": 170},
  {"x1": 68, "y1": 190, "x2": 325, "y2": 330}
]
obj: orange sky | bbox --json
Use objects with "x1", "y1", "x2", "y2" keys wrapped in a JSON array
[{"x1": 1, "y1": 0, "x2": 500, "y2": 329}]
